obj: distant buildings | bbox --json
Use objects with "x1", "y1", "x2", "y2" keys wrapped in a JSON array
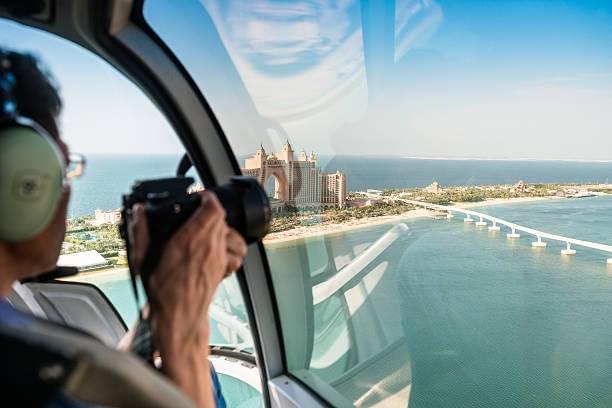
[
  {"x1": 511, "y1": 180, "x2": 536, "y2": 194},
  {"x1": 425, "y1": 181, "x2": 443, "y2": 194},
  {"x1": 93, "y1": 209, "x2": 121, "y2": 225},
  {"x1": 514, "y1": 180, "x2": 528, "y2": 193},
  {"x1": 242, "y1": 142, "x2": 346, "y2": 209}
]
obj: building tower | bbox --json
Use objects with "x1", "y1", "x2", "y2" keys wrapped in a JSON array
[
  {"x1": 299, "y1": 149, "x2": 308, "y2": 161},
  {"x1": 241, "y1": 144, "x2": 346, "y2": 210},
  {"x1": 279, "y1": 140, "x2": 294, "y2": 163}
]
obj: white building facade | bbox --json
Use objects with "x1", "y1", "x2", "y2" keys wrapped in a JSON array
[
  {"x1": 93, "y1": 209, "x2": 121, "y2": 225},
  {"x1": 242, "y1": 142, "x2": 346, "y2": 209}
]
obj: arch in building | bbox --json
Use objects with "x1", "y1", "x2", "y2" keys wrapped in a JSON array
[{"x1": 263, "y1": 166, "x2": 289, "y2": 202}]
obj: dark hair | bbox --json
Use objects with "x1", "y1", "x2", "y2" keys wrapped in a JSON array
[{"x1": 3, "y1": 49, "x2": 62, "y2": 139}]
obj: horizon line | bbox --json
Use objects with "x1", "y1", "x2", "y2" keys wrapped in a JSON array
[
  {"x1": 402, "y1": 156, "x2": 612, "y2": 163},
  {"x1": 75, "y1": 152, "x2": 612, "y2": 163}
]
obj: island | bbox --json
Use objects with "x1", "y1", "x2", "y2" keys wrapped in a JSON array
[{"x1": 60, "y1": 181, "x2": 611, "y2": 272}]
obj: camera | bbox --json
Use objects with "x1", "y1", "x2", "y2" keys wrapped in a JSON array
[{"x1": 119, "y1": 176, "x2": 271, "y2": 288}]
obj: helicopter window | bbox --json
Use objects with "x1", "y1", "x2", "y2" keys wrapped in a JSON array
[
  {"x1": 0, "y1": 18, "x2": 260, "y2": 406},
  {"x1": 145, "y1": 0, "x2": 612, "y2": 407},
  {"x1": 0, "y1": 18, "x2": 181, "y2": 324}
]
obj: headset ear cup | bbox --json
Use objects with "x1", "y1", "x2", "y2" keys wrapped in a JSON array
[{"x1": 0, "y1": 125, "x2": 65, "y2": 242}]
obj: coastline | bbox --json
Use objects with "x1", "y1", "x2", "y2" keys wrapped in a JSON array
[
  {"x1": 263, "y1": 196, "x2": 561, "y2": 245},
  {"x1": 64, "y1": 196, "x2": 562, "y2": 280}
]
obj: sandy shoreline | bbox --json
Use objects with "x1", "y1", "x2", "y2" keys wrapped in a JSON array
[
  {"x1": 64, "y1": 196, "x2": 561, "y2": 280},
  {"x1": 263, "y1": 196, "x2": 561, "y2": 244}
]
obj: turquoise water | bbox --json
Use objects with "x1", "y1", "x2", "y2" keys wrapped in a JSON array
[
  {"x1": 264, "y1": 195, "x2": 612, "y2": 406},
  {"x1": 79, "y1": 271, "x2": 237, "y2": 348},
  {"x1": 397, "y1": 197, "x2": 612, "y2": 407},
  {"x1": 85, "y1": 196, "x2": 612, "y2": 407},
  {"x1": 69, "y1": 155, "x2": 182, "y2": 217}
]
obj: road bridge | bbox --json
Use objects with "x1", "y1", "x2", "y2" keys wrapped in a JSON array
[{"x1": 397, "y1": 197, "x2": 612, "y2": 264}]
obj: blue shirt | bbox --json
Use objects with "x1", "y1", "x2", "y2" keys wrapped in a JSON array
[{"x1": 211, "y1": 361, "x2": 227, "y2": 408}]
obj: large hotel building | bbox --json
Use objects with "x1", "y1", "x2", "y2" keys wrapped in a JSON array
[{"x1": 242, "y1": 142, "x2": 346, "y2": 209}]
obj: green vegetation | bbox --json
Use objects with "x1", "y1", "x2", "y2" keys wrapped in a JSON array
[
  {"x1": 270, "y1": 201, "x2": 415, "y2": 233},
  {"x1": 62, "y1": 183, "x2": 607, "y2": 242},
  {"x1": 419, "y1": 185, "x2": 553, "y2": 204},
  {"x1": 63, "y1": 216, "x2": 127, "y2": 266},
  {"x1": 270, "y1": 182, "x2": 593, "y2": 234},
  {"x1": 388, "y1": 183, "x2": 565, "y2": 205}
]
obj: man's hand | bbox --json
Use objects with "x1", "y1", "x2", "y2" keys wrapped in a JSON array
[{"x1": 127, "y1": 191, "x2": 247, "y2": 407}]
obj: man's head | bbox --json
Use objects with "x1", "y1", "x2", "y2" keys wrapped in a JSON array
[{"x1": 0, "y1": 49, "x2": 70, "y2": 286}]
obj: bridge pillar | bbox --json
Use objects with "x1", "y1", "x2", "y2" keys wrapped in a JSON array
[
  {"x1": 561, "y1": 242, "x2": 576, "y2": 255},
  {"x1": 507, "y1": 228, "x2": 520, "y2": 238},
  {"x1": 447, "y1": 212, "x2": 454, "y2": 219},
  {"x1": 488, "y1": 222, "x2": 500, "y2": 231},
  {"x1": 475, "y1": 217, "x2": 487, "y2": 227},
  {"x1": 532, "y1": 236, "x2": 547, "y2": 247},
  {"x1": 464, "y1": 216, "x2": 474, "y2": 223},
  {"x1": 607, "y1": 258, "x2": 612, "y2": 265}
]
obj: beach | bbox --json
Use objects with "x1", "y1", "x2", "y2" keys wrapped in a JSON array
[
  {"x1": 263, "y1": 196, "x2": 560, "y2": 244},
  {"x1": 61, "y1": 196, "x2": 561, "y2": 280}
]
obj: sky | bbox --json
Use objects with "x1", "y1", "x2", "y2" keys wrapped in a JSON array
[
  {"x1": 2, "y1": 0, "x2": 612, "y2": 160},
  {"x1": 0, "y1": 19, "x2": 181, "y2": 155}
]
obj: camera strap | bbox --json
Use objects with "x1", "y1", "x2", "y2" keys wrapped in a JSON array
[
  {"x1": 130, "y1": 272, "x2": 143, "y2": 321},
  {"x1": 123, "y1": 235, "x2": 143, "y2": 322},
  {"x1": 125, "y1": 243, "x2": 159, "y2": 367},
  {"x1": 127, "y1": 272, "x2": 157, "y2": 365}
]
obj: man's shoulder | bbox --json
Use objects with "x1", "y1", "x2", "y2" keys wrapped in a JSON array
[{"x1": 0, "y1": 299, "x2": 35, "y2": 326}]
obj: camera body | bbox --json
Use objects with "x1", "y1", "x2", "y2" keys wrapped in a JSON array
[{"x1": 119, "y1": 176, "x2": 271, "y2": 288}]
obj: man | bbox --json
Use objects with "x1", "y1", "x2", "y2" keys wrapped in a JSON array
[{"x1": 0, "y1": 50, "x2": 247, "y2": 407}]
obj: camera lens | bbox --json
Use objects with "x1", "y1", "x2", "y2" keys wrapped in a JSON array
[{"x1": 212, "y1": 176, "x2": 271, "y2": 244}]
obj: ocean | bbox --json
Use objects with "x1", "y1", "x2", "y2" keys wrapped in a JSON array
[
  {"x1": 68, "y1": 155, "x2": 182, "y2": 218},
  {"x1": 71, "y1": 155, "x2": 612, "y2": 407},
  {"x1": 68, "y1": 154, "x2": 612, "y2": 217},
  {"x1": 266, "y1": 196, "x2": 612, "y2": 407}
]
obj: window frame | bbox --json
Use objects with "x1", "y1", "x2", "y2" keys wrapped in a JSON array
[{"x1": 0, "y1": 0, "x2": 332, "y2": 406}]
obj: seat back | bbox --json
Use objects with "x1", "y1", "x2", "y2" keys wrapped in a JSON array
[
  {"x1": 9, "y1": 281, "x2": 127, "y2": 346},
  {"x1": 0, "y1": 316, "x2": 197, "y2": 408}
]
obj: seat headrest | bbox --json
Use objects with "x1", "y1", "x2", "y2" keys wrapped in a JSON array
[{"x1": 0, "y1": 318, "x2": 197, "y2": 408}]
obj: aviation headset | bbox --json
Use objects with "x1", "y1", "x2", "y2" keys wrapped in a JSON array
[{"x1": 0, "y1": 52, "x2": 66, "y2": 242}]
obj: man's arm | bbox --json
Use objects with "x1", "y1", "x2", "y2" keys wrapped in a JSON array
[{"x1": 125, "y1": 192, "x2": 247, "y2": 407}]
